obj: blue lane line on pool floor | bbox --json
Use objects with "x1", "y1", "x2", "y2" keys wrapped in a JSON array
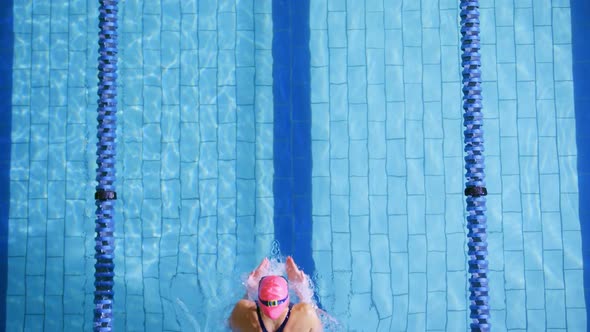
[
  {"x1": 0, "y1": 0, "x2": 13, "y2": 326},
  {"x1": 571, "y1": 0, "x2": 590, "y2": 322},
  {"x1": 272, "y1": 0, "x2": 320, "y2": 305}
]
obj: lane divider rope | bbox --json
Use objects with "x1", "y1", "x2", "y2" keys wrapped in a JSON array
[
  {"x1": 460, "y1": 1, "x2": 491, "y2": 331},
  {"x1": 94, "y1": 1, "x2": 118, "y2": 330}
]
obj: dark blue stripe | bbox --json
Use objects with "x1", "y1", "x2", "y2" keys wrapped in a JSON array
[
  {"x1": 0, "y1": 0, "x2": 13, "y2": 328},
  {"x1": 571, "y1": 0, "x2": 590, "y2": 323},
  {"x1": 272, "y1": 0, "x2": 319, "y2": 305}
]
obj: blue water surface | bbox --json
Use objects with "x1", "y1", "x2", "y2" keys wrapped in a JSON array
[{"x1": 2, "y1": 0, "x2": 589, "y2": 331}]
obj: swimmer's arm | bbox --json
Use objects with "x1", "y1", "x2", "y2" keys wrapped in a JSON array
[
  {"x1": 286, "y1": 256, "x2": 315, "y2": 303},
  {"x1": 243, "y1": 275, "x2": 259, "y2": 300},
  {"x1": 228, "y1": 299, "x2": 251, "y2": 331},
  {"x1": 242, "y1": 258, "x2": 269, "y2": 301},
  {"x1": 310, "y1": 308, "x2": 323, "y2": 332},
  {"x1": 228, "y1": 301, "x2": 241, "y2": 330},
  {"x1": 291, "y1": 276, "x2": 315, "y2": 303}
]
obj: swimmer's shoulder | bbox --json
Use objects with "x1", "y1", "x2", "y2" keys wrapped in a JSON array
[
  {"x1": 287, "y1": 303, "x2": 323, "y2": 331},
  {"x1": 229, "y1": 300, "x2": 259, "y2": 332},
  {"x1": 232, "y1": 299, "x2": 258, "y2": 317},
  {"x1": 291, "y1": 302, "x2": 317, "y2": 317},
  {"x1": 236, "y1": 299, "x2": 257, "y2": 310}
]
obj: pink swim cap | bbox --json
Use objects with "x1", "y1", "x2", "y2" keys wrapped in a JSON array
[{"x1": 258, "y1": 275, "x2": 289, "y2": 320}]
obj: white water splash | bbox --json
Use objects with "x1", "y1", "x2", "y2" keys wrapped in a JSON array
[{"x1": 318, "y1": 308, "x2": 344, "y2": 332}]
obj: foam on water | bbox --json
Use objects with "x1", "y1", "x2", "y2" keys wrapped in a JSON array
[{"x1": 317, "y1": 309, "x2": 344, "y2": 332}]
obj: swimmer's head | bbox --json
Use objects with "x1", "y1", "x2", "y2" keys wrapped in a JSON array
[{"x1": 258, "y1": 275, "x2": 289, "y2": 320}]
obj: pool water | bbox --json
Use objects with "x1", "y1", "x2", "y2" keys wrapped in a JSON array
[{"x1": 3, "y1": 0, "x2": 588, "y2": 331}]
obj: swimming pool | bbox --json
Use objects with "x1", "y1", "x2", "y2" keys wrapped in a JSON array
[{"x1": 2, "y1": 0, "x2": 589, "y2": 331}]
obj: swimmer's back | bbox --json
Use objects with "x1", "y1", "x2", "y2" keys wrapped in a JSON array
[{"x1": 229, "y1": 300, "x2": 323, "y2": 332}]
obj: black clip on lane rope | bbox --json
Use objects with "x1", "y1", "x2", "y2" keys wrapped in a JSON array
[
  {"x1": 464, "y1": 186, "x2": 487, "y2": 197},
  {"x1": 95, "y1": 190, "x2": 117, "y2": 201}
]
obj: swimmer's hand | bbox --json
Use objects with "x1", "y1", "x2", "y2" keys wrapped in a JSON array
[
  {"x1": 286, "y1": 256, "x2": 307, "y2": 284},
  {"x1": 286, "y1": 256, "x2": 315, "y2": 303},
  {"x1": 245, "y1": 257, "x2": 270, "y2": 291}
]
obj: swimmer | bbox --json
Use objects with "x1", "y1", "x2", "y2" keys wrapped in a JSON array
[{"x1": 229, "y1": 256, "x2": 323, "y2": 332}]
